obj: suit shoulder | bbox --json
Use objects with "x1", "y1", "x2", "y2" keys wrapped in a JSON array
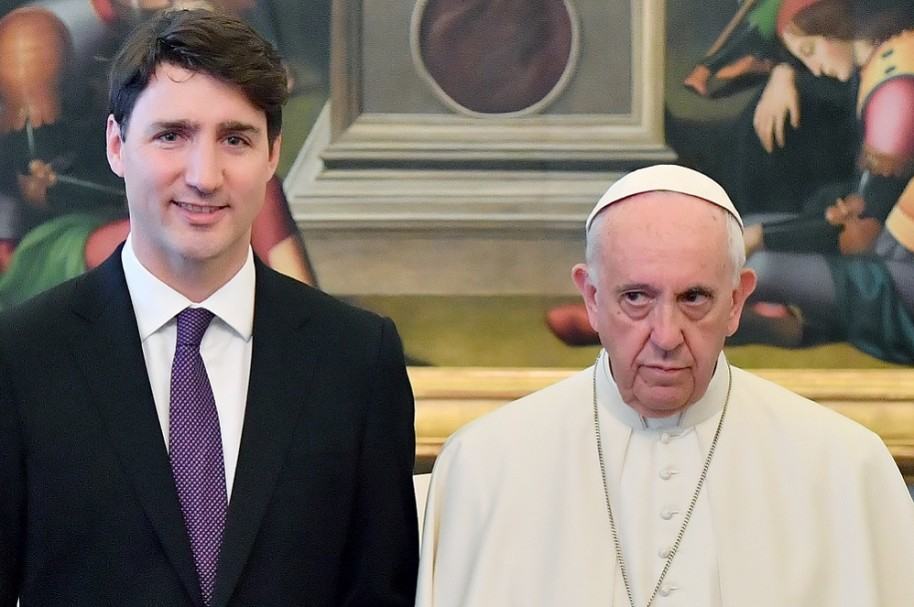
[
  {"x1": 260, "y1": 265, "x2": 390, "y2": 331},
  {"x1": 0, "y1": 274, "x2": 82, "y2": 338}
]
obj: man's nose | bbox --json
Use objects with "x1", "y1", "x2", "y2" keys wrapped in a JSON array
[
  {"x1": 185, "y1": 142, "x2": 223, "y2": 194},
  {"x1": 650, "y1": 303, "x2": 685, "y2": 353}
]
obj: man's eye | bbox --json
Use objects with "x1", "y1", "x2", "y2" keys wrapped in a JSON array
[
  {"x1": 681, "y1": 290, "x2": 710, "y2": 305},
  {"x1": 622, "y1": 292, "x2": 648, "y2": 305},
  {"x1": 157, "y1": 132, "x2": 180, "y2": 143},
  {"x1": 225, "y1": 135, "x2": 249, "y2": 147}
]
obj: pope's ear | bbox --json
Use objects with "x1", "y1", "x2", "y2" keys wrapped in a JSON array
[
  {"x1": 572, "y1": 263, "x2": 600, "y2": 333},
  {"x1": 572, "y1": 263, "x2": 594, "y2": 307},
  {"x1": 727, "y1": 268, "x2": 758, "y2": 336},
  {"x1": 105, "y1": 115, "x2": 125, "y2": 178}
]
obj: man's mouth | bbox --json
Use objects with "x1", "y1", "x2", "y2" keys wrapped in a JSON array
[
  {"x1": 173, "y1": 201, "x2": 227, "y2": 214},
  {"x1": 640, "y1": 364, "x2": 687, "y2": 377}
]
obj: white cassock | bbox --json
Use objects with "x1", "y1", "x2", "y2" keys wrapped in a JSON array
[{"x1": 416, "y1": 352, "x2": 914, "y2": 606}]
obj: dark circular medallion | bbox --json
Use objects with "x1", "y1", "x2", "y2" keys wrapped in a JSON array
[{"x1": 412, "y1": 0, "x2": 578, "y2": 116}]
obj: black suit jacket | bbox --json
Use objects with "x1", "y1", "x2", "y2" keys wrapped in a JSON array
[{"x1": 0, "y1": 252, "x2": 418, "y2": 606}]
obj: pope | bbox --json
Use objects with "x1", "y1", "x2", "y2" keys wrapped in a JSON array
[{"x1": 416, "y1": 164, "x2": 914, "y2": 607}]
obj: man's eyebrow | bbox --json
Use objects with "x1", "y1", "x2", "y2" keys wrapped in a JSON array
[
  {"x1": 680, "y1": 285, "x2": 716, "y2": 297},
  {"x1": 142, "y1": 120, "x2": 262, "y2": 135},
  {"x1": 615, "y1": 283, "x2": 654, "y2": 294},
  {"x1": 146, "y1": 119, "x2": 197, "y2": 133},
  {"x1": 220, "y1": 121, "x2": 261, "y2": 134}
]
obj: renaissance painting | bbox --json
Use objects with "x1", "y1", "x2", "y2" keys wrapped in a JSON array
[
  {"x1": 3, "y1": 0, "x2": 914, "y2": 372},
  {"x1": 664, "y1": 0, "x2": 914, "y2": 369}
]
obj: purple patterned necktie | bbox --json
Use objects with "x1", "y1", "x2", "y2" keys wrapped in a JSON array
[{"x1": 169, "y1": 307, "x2": 227, "y2": 606}]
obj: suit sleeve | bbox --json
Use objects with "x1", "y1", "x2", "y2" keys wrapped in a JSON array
[
  {"x1": 0, "y1": 342, "x2": 24, "y2": 606},
  {"x1": 339, "y1": 317, "x2": 418, "y2": 606}
]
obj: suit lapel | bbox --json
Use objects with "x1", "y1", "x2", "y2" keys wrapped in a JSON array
[
  {"x1": 69, "y1": 253, "x2": 204, "y2": 606},
  {"x1": 211, "y1": 263, "x2": 315, "y2": 607}
]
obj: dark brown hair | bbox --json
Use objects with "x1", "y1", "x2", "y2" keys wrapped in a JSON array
[
  {"x1": 787, "y1": 0, "x2": 855, "y2": 39},
  {"x1": 789, "y1": 0, "x2": 914, "y2": 44},
  {"x1": 108, "y1": 8, "x2": 288, "y2": 147}
]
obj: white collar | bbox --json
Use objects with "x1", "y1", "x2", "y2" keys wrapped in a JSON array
[
  {"x1": 596, "y1": 350, "x2": 730, "y2": 431},
  {"x1": 121, "y1": 234, "x2": 255, "y2": 341}
]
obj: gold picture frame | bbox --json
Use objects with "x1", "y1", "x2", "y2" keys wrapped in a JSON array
[{"x1": 411, "y1": 367, "x2": 914, "y2": 483}]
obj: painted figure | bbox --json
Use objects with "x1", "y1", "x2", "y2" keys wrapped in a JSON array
[
  {"x1": 681, "y1": 0, "x2": 859, "y2": 216},
  {"x1": 736, "y1": 0, "x2": 914, "y2": 362}
]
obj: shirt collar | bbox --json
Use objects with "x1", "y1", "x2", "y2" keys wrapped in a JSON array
[
  {"x1": 121, "y1": 234, "x2": 255, "y2": 341},
  {"x1": 596, "y1": 349, "x2": 730, "y2": 431}
]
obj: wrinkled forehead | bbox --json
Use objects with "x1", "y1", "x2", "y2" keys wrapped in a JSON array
[{"x1": 587, "y1": 192, "x2": 736, "y2": 275}]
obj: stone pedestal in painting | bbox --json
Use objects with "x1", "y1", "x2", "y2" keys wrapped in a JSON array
[{"x1": 285, "y1": 0, "x2": 675, "y2": 296}]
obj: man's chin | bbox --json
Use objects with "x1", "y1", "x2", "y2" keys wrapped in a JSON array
[
  {"x1": 636, "y1": 402, "x2": 689, "y2": 419},
  {"x1": 631, "y1": 384, "x2": 692, "y2": 418}
]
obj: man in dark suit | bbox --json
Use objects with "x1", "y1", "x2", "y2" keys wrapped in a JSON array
[{"x1": 0, "y1": 9, "x2": 418, "y2": 606}]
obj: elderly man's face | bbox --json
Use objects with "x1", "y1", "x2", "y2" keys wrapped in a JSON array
[{"x1": 573, "y1": 192, "x2": 756, "y2": 418}]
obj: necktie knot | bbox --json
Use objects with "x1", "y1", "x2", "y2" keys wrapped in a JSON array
[{"x1": 176, "y1": 307, "x2": 214, "y2": 348}]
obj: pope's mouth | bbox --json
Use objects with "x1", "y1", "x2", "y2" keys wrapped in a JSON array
[
  {"x1": 639, "y1": 365, "x2": 688, "y2": 382},
  {"x1": 646, "y1": 366, "x2": 684, "y2": 373}
]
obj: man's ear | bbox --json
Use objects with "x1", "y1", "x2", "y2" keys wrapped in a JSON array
[
  {"x1": 267, "y1": 133, "x2": 282, "y2": 180},
  {"x1": 105, "y1": 115, "x2": 125, "y2": 178},
  {"x1": 572, "y1": 263, "x2": 600, "y2": 332},
  {"x1": 726, "y1": 268, "x2": 758, "y2": 336}
]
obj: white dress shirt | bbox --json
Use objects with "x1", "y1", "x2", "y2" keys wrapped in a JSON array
[{"x1": 122, "y1": 235, "x2": 254, "y2": 501}]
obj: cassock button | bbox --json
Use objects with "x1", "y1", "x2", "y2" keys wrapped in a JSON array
[
  {"x1": 660, "y1": 432, "x2": 673, "y2": 444},
  {"x1": 658, "y1": 547, "x2": 672, "y2": 559},
  {"x1": 660, "y1": 507, "x2": 679, "y2": 520},
  {"x1": 659, "y1": 467, "x2": 678, "y2": 480},
  {"x1": 659, "y1": 584, "x2": 678, "y2": 597}
]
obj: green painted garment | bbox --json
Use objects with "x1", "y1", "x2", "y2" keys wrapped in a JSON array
[
  {"x1": 0, "y1": 212, "x2": 115, "y2": 310},
  {"x1": 827, "y1": 256, "x2": 914, "y2": 364},
  {"x1": 747, "y1": 0, "x2": 783, "y2": 40}
]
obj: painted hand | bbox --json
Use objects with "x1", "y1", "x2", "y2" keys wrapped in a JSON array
[{"x1": 753, "y1": 64, "x2": 800, "y2": 153}]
